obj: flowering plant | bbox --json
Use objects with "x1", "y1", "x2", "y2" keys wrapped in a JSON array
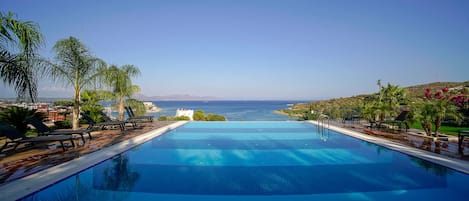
[
  {"x1": 415, "y1": 87, "x2": 465, "y2": 136},
  {"x1": 425, "y1": 87, "x2": 469, "y2": 110}
]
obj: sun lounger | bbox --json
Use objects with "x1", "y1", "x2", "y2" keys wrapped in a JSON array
[
  {"x1": 99, "y1": 111, "x2": 139, "y2": 129},
  {"x1": 0, "y1": 122, "x2": 74, "y2": 152},
  {"x1": 26, "y1": 117, "x2": 92, "y2": 144},
  {"x1": 81, "y1": 112, "x2": 126, "y2": 131},
  {"x1": 390, "y1": 111, "x2": 409, "y2": 132},
  {"x1": 125, "y1": 106, "x2": 153, "y2": 122},
  {"x1": 366, "y1": 120, "x2": 377, "y2": 129}
]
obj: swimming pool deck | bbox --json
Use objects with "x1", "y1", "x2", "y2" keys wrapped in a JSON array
[
  {"x1": 0, "y1": 121, "x2": 188, "y2": 201},
  {"x1": 307, "y1": 120, "x2": 469, "y2": 174},
  {"x1": 1, "y1": 120, "x2": 469, "y2": 201}
]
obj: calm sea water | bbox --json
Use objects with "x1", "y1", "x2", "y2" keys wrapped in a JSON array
[{"x1": 149, "y1": 101, "x2": 303, "y2": 121}]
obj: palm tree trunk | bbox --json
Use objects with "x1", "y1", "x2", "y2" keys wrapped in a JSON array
[
  {"x1": 118, "y1": 96, "x2": 124, "y2": 121},
  {"x1": 423, "y1": 121, "x2": 432, "y2": 136},
  {"x1": 434, "y1": 117, "x2": 441, "y2": 136},
  {"x1": 434, "y1": 141, "x2": 441, "y2": 154},
  {"x1": 72, "y1": 88, "x2": 80, "y2": 130}
]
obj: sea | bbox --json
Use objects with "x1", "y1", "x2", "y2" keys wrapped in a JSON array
[{"x1": 147, "y1": 100, "x2": 307, "y2": 121}]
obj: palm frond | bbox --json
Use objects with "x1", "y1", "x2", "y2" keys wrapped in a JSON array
[
  {"x1": 0, "y1": 12, "x2": 43, "y2": 102},
  {"x1": 0, "y1": 51, "x2": 37, "y2": 101}
]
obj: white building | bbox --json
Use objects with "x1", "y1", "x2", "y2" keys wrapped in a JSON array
[
  {"x1": 175, "y1": 109, "x2": 194, "y2": 120},
  {"x1": 143, "y1": 102, "x2": 160, "y2": 112}
]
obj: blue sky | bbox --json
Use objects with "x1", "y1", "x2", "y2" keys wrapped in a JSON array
[{"x1": 1, "y1": 0, "x2": 468, "y2": 100}]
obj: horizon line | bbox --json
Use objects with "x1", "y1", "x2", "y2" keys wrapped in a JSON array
[{"x1": 0, "y1": 97, "x2": 319, "y2": 102}]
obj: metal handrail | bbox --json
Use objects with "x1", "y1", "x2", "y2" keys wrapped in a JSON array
[{"x1": 317, "y1": 114, "x2": 329, "y2": 133}]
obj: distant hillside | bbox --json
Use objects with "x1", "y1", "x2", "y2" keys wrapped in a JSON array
[
  {"x1": 1, "y1": 94, "x2": 223, "y2": 102},
  {"x1": 0, "y1": 97, "x2": 70, "y2": 103},
  {"x1": 405, "y1": 81, "x2": 469, "y2": 99},
  {"x1": 133, "y1": 94, "x2": 222, "y2": 101},
  {"x1": 283, "y1": 80, "x2": 469, "y2": 115}
]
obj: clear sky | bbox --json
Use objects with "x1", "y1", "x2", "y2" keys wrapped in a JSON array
[{"x1": 1, "y1": 0, "x2": 468, "y2": 100}]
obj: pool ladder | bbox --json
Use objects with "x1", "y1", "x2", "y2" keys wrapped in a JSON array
[{"x1": 317, "y1": 115, "x2": 330, "y2": 134}]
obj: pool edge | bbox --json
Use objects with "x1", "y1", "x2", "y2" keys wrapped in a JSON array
[
  {"x1": 307, "y1": 120, "x2": 469, "y2": 174},
  {"x1": 0, "y1": 121, "x2": 188, "y2": 201}
]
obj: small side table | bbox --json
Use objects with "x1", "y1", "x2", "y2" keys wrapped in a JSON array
[{"x1": 458, "y1": 130, "x2": 469, "y2": 155}]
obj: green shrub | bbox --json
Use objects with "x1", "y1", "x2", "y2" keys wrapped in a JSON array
[
  {"x1": 81, "y1": 105, "x2": 104, "y2": 122},
  {"x1": 193, "y1": 110, "x2": 206, "y2": 121},
  {"x1": 0, "y1": 106, "x2": 46, "y2": 134},
  {"x1": 81, "y1": 90, "x2": 106, "y2": 122},
  {"x1": 174, "y1": 116, "x2": 190, "y2": 121},
  {"x1": 53, "y1": 99, "x2": 74, "y2": 107},
  {"x1": 206, "y1": 114, "x2": 226, "y2": 121},
  {"x1": 54, "y1": 120, "x2": 72, "y2": 129},
  {"x1": 79, "y1": 119, "x2": 88, "y2": 125},
  {"x1": 158, "y1": 116, "x2": 170, "y2": 121}
]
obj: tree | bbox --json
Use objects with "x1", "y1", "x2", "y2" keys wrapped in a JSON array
[
  {"x1": 103, "y1": 65, "x2": 140, "y2": 121},
  {"x1": 53, "y1": 99, "x2": 74, "y2": 107},
  {"x1": 0, "y1": 12, "x2": 44, "y2": 101},
  {"x1": 81, "y1": 90, "x2": 108, "y2": 122},
  {"x1": 206, "y1": 114, "x2": 226, "y2": 121},
  {"x1": 300, "y1": 105, "x2": 317, "y2": 120},
  {"x1": 193, "y1": 110, "x2": 206, "y2": 121},
  {"x1": 413, "y1": 101, "x2": 436, "y2": 136},
  {"x1": 361, "y1": 100, "x2": 380, "y2": 123},
  {"x1": 363, "y1": 80, "x2": 407, "y2": 123},
  {"x1": 376, "y1": 80, "x2": 407, "y2": 120},
  {"x1": 48, "y1": 36, "x2": 106, "y2": 129}
]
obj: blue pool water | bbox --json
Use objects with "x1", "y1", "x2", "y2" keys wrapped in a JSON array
[{"x1": 20, "y1": 122, "x2": 469, "y2": 200}]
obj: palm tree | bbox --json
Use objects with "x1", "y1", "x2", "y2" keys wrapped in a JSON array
[
  {"x1": 422, "y1": 88, "x2": 464, "y2": 136},
  {"x1": 365, "y1": 80, "x2": 407, "y2": 121},
  {"x1": 103, "y1": 65, "x2": 140, "y2": 120},
  {"x1": 413, "y1": 101, "x2": 435, "y2": 136},
  {"x1": 433, "y1": 99, "x2": 461, "y2": 136},
  {"x1": 125, "y1": 98, "x2": 146, "y2": 116},
  {"x1": 361, "y1": 101, "x2": 379, "y2": 122},
  {"x1": 0, "y1": 106, "x2": 45, "y2": 133},
  {"x1": 81, "y1": 90, "x2": 110, "y2": 122},
  {"x1": 48, "y1": 36, "x2": 105, "y2": 129},
  {"x1": 414, "y1": 98, "x2": 462, "y2": 136},
  {"x1": 0, "y1": 12, "x2": 43, "y2": 101},
  {"x1": 377, "y1": 80, "x2": 407, "y2": 118}
]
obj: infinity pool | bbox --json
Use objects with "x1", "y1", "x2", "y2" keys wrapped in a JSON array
[{"x1": 20, "y1": 122, "x2": 469, "y2": 200}]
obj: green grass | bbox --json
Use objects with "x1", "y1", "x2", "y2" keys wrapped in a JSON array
[
  {"x1": 409, "y1": 122, "x2": 469, "y2": 136},
  {"x1": 24, "y1": 129, "x2": 38, "y2": 137}
]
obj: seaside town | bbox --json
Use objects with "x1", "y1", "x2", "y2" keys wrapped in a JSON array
[{"x1": 0, "y1": 100, "x2": 160, "y2": 123}]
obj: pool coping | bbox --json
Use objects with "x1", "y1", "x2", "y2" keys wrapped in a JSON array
[
  {"x1": 0, "y1": 121, "x2": 188, "y2": 201},
  {"x1": 307, "y1": 120, "x2": 469, "y2": 174}
]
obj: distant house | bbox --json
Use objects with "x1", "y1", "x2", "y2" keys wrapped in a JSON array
[
  {"x1": 175, "y1": 109, "x2": 194, "y2": 120},
  {"x1": 143, "y1": 102, "x2": 161, "y2": 113},
  {"x1": 36, "y1": 103, "x2": 49, "y2": 113}
]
